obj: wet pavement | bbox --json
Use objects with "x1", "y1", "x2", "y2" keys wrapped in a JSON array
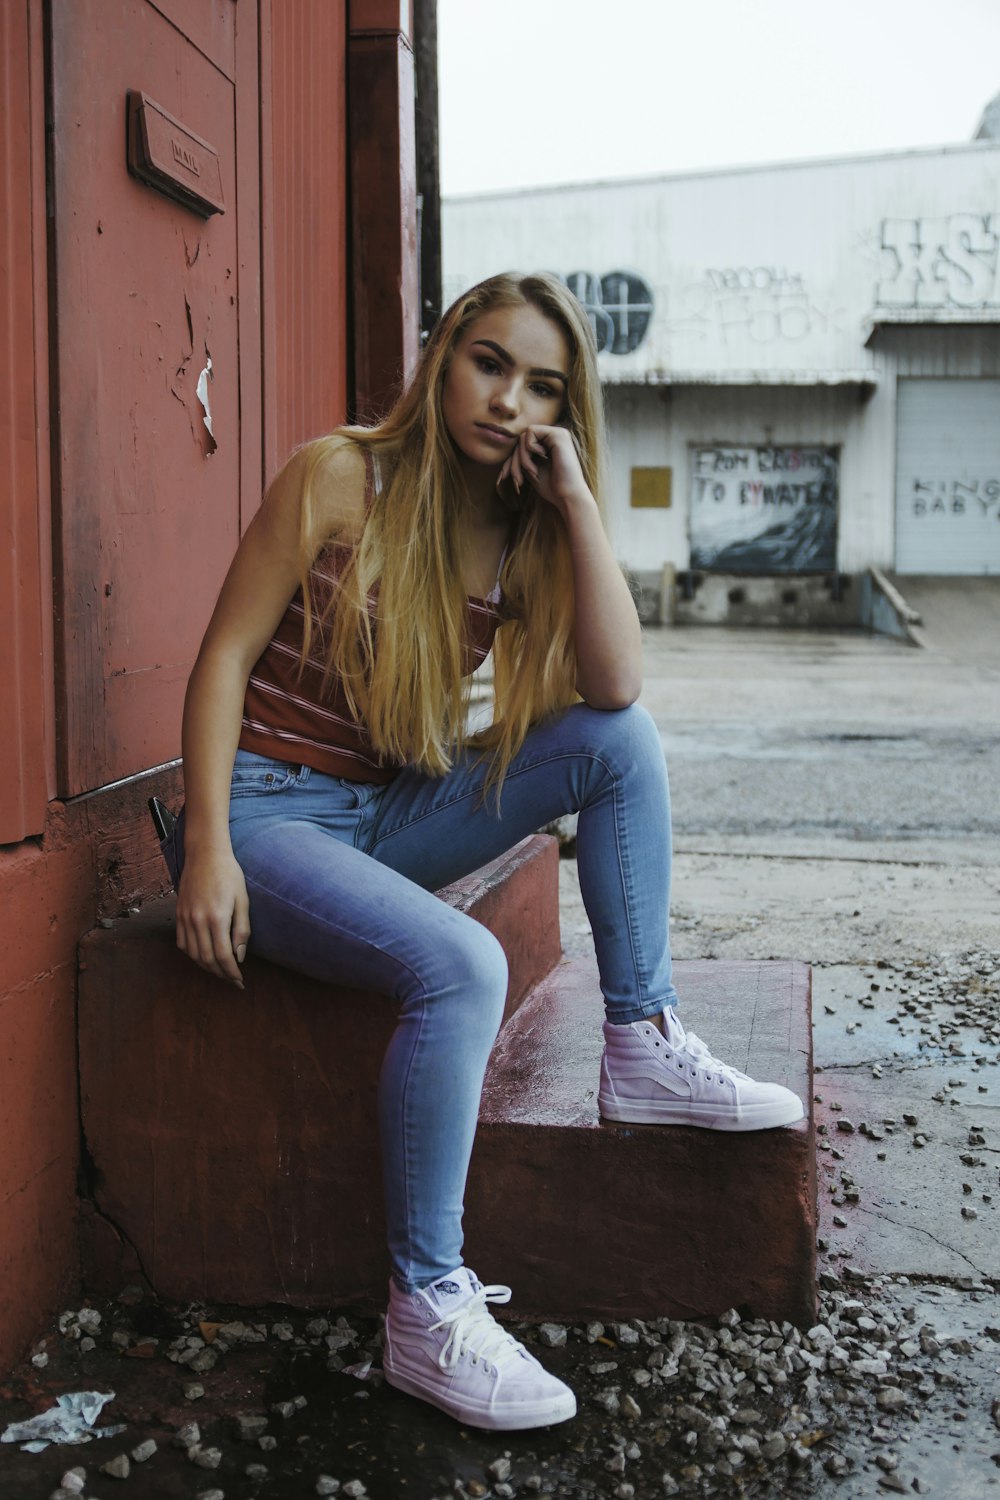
[
  {"x1": 4, "y1": 608, "x2": 1000, "y2": 1499},
  {"x1": 2, "y1": 1257, "x2": 998, "y2": 1500}
]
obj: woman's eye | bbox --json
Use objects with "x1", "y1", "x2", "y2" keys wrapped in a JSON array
[
  {"x1": 531, "y1": 383, "x2": 556, "y2": 399},
  {"x1": 476, "y1": 356, "x2": 501, "y2": 375}
]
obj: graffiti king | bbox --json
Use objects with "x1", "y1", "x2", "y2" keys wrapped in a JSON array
[
  {"x1": 877, "y1": 215, "x2": 1000, "y2": 308},
  {"x1": 909, "y1": 477, "x2": 1000, "y2": 518}
]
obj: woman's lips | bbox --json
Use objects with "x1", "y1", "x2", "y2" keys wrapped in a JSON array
[{"x1": 475, "y1": 424, "x2": 515, "y2": 445}]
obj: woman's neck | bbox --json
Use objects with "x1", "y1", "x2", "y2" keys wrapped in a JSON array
[{"x1": 454, "y1": 451, "x2": 509, "y2": 529}]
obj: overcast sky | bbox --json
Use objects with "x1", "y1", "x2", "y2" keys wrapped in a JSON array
[{"x1": 438, "y1": 0, "x2": 1000, "y2": 197}]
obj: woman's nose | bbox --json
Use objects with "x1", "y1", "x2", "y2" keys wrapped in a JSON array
[{"x1": 489, "y1": 380, "x2": 518, "y2": 416}]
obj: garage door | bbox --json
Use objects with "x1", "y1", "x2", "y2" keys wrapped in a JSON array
[{"x1": 895, "y1": 378, "x2": 1000, "y2": 575}]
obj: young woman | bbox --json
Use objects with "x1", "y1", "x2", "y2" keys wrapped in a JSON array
[{"x1": 174, "y1": 272, "x2": 803, "y2": 1433}]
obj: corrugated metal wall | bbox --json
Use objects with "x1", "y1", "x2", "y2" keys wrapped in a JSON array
[{"x1": 877, "y1": 323, "x2": 1000, "y2": 378}]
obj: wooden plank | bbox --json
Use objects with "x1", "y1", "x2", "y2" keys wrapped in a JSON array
[
  {"x1": 49, "y1": 0, "x2": 253, "y2": 794},
  {"x1": 262, "y1": 0, "x2": 349, "y2": 479},
  {"x1": 0, "y1": 0, "x2": 52, "y2": 839},
  {"x1": 348, "y1": 23, "x2": 419, "y2": 420}
]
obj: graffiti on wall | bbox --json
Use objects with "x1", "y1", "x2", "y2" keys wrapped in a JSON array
[
  {"x1": 877, "y1": 215, "x2": 1000, "y2": 309},
  {"x1": 442, "y1": 270, "x2": 653, "y2": 353},
  {"x1": 690, "y1": 446, "x2": 838, "y2": 573},
  {"x1": 662, "y1": 269, "x2": 846, "y2": 346},
  {"x1": 906, "y1": 476, "x2": 1000, "y2": 518},
  {"x1": 559, "y1": 271, "x2": 654, "y2": 354}
]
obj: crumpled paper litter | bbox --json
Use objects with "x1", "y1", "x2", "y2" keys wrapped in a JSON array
[{"x1": 1, "y1": 1390, "x2": 125, "y2": 1452}]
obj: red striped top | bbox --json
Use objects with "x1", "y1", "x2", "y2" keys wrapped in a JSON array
[{"x1": 238, "y1": 456, "x2": 505, "y2": 782}]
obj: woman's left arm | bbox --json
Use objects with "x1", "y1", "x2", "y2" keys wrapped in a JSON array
[{"x1": 504, "y1": 427, "x2": 643, "y2": 710}]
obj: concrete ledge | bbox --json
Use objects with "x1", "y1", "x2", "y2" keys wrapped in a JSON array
[
  {"x1": 78, "y1": 835, "x2": 559, "y2": 1308},
  {"x1": 672, "y1": 572, "x2": 856, "y2": 630},
  {"x1": 858, "y1": 567, "x2": 925, "y2": 647},
  {"x1": 465, "y1": 957, "x2": 816, "y2": 1327}
]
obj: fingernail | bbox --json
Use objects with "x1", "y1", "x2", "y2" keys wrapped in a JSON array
[{"x1": 236, "y1": 944, "x2": 247, "y2": 963}]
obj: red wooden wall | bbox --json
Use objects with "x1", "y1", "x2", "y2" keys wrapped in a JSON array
[
  {"x1": 1, "y1": 0, "x2": 52, "y2": 842},
  {"x1": 263, "y1": 2, "x2": 350, "y2": 474},
  {"x1": 0, "y1": 0, "x2": 417, "y2": 1375}
]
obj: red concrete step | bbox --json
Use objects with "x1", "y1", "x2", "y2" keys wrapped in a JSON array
[
  {"x1": 78, "y1": 836, "x2": 560, "y2": 1308},
  {"x1": 464, "y1": 956, "x2": 816, "y2": 1328}
]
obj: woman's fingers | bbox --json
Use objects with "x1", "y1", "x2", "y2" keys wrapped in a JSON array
[
  {"x1": 175, "y1": 857, "x2": 250, "y2": 989},
  {"x1": 177, "y1": 906, "x2": 245, "y2": 987},
  {"x1": 232, "y1": 890, "x2": 251, "y2": 970},
  {"x1": 519, "y1": 430, "x2": 547, "y2": 483}
]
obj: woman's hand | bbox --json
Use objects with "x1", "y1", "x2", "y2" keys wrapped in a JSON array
[
  {"x1": 501, "y1": 424, "x2": 643, "y2": 709},
  {"x1": 175, "y1": 847, "x2": 251, "y2": 988},
  {"x1": 498, "y1": 425, "x2": 593, "y2": 520}
]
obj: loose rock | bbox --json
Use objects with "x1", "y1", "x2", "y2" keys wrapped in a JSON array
[
  {"x1": 99, "y1": 1455, "x2": 130, "y2": 1480},
  {"x1": 191, "y1": 1446, "x2": 224, "y2": 1469},
  {"x1": 236, "y1": 1414, "x2": 269, "y2": 1441}
]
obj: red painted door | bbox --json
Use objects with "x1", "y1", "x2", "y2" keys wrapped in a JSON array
[{"x1": 49, "y1": 0, "x2": 261, "y2": 796}]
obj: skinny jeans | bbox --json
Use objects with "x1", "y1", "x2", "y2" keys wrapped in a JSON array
[{"x1": 171, "y1": 701, "x2": 677, "y2": 1292}]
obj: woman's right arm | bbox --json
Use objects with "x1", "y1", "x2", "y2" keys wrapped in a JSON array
[{"x1": 177, "y1": 439, "x2": 366, "y2": 986}]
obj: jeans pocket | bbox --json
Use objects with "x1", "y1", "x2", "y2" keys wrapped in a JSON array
[{"x1": 230, "y1": 750, "x2": 301, "y2": 798}]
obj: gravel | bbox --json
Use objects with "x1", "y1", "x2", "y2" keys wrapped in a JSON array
[
  {"x1": 3, "y1": 951, "x2": 995, "y2": 1500},
  {"x1": 13, "y1": 1266, "x2": 995, "y2": 1500}
]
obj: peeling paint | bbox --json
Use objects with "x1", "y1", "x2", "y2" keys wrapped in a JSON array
[{"x1": 195, "y1": 352, "x2": 216, "y2": 451}]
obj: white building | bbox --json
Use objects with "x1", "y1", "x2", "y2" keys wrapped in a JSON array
[{"x1": 443, "y1": 135, "x2": 1000, "y2": 614}]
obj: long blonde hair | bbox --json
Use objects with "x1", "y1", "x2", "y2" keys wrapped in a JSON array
[{"x1": 297, "y1": 272, "x2": 609, "y2": 793}]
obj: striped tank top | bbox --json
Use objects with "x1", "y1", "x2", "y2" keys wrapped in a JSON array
[{"x1": 238, "y1": 451, "x2": 506, "y2": 783}]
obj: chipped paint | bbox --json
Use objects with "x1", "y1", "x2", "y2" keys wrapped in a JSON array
[{"x1": 195, "y1": 353, "x2": 216, "y2": 448}]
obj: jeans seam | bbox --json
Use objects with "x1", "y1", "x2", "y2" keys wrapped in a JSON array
[
  {"x1": 610, "y1": 769, "x2": 648, "y2": 1003},
  {"x1": 394, "y1": 992, "x2": 424, "y2": 1290}
]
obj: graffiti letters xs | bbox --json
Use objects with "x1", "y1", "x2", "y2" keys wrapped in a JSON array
[{"x1": 878, "y1": 215, "x2": 1000, "y2": 309}]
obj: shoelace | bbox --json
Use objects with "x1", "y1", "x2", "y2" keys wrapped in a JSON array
[
  {"x1": 680, "y1": 1028, "x2": 739, "y2": 1078},
  {"x1": 431, "y1": 1285, "x2": 525, "y2": 1372},
  {"x1": 653, "y1": 1016, "x2": 743, "y2": 1085}
]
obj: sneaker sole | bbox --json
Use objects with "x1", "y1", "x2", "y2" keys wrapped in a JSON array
[
  {"x1": 598, "y1": 1091, "x2": 805, "y2": 1131},
  {"x1": 383, "y1": 1362, "x2": 578, "y2": 1430}
]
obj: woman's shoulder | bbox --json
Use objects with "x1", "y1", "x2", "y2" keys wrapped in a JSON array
[{"x1": 279, "y1": 433, "x2": 373, "y2": 552}]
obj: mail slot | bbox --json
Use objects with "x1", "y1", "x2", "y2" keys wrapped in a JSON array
[{"x1": 126, "y1": 90, "x2": 225, "y2": 217}]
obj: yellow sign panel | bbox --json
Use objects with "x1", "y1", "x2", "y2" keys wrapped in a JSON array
[{"x1": 630, "y1": 466, "x2": 672, "y2": 508}]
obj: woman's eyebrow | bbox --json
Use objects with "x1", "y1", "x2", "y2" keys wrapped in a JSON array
[{"x1": 472, "y1": 338, "x2": 568, "y2": 384}]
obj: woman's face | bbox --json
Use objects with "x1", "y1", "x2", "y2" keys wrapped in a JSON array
[{"x1": 441, "y1": 303, "x2": 570, "y2": 467}]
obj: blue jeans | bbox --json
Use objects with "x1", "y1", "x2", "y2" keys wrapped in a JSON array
[{"x1": 173, "y1": 702, "x2": 677, "y2": 1292}]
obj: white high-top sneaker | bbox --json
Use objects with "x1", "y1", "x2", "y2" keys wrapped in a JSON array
[
  {"x1": 599, "y1": 1007, "x2": 805, "y2": 1130},
  {"x1": 382, "y1": 1267, "x2": 577, "y2": 1430}
]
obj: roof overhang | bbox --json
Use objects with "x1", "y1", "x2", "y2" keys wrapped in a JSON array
[
  {"x1": 863, "y1": 308, "x2": 1000, "y2": 347},
  {"x1": 600, "y1": 367, "x2": 879, "y2": 394}
]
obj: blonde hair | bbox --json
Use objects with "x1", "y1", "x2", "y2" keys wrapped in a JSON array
[{"x1": 297, "y1": 271, "x2": 609, "y2": 794}]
